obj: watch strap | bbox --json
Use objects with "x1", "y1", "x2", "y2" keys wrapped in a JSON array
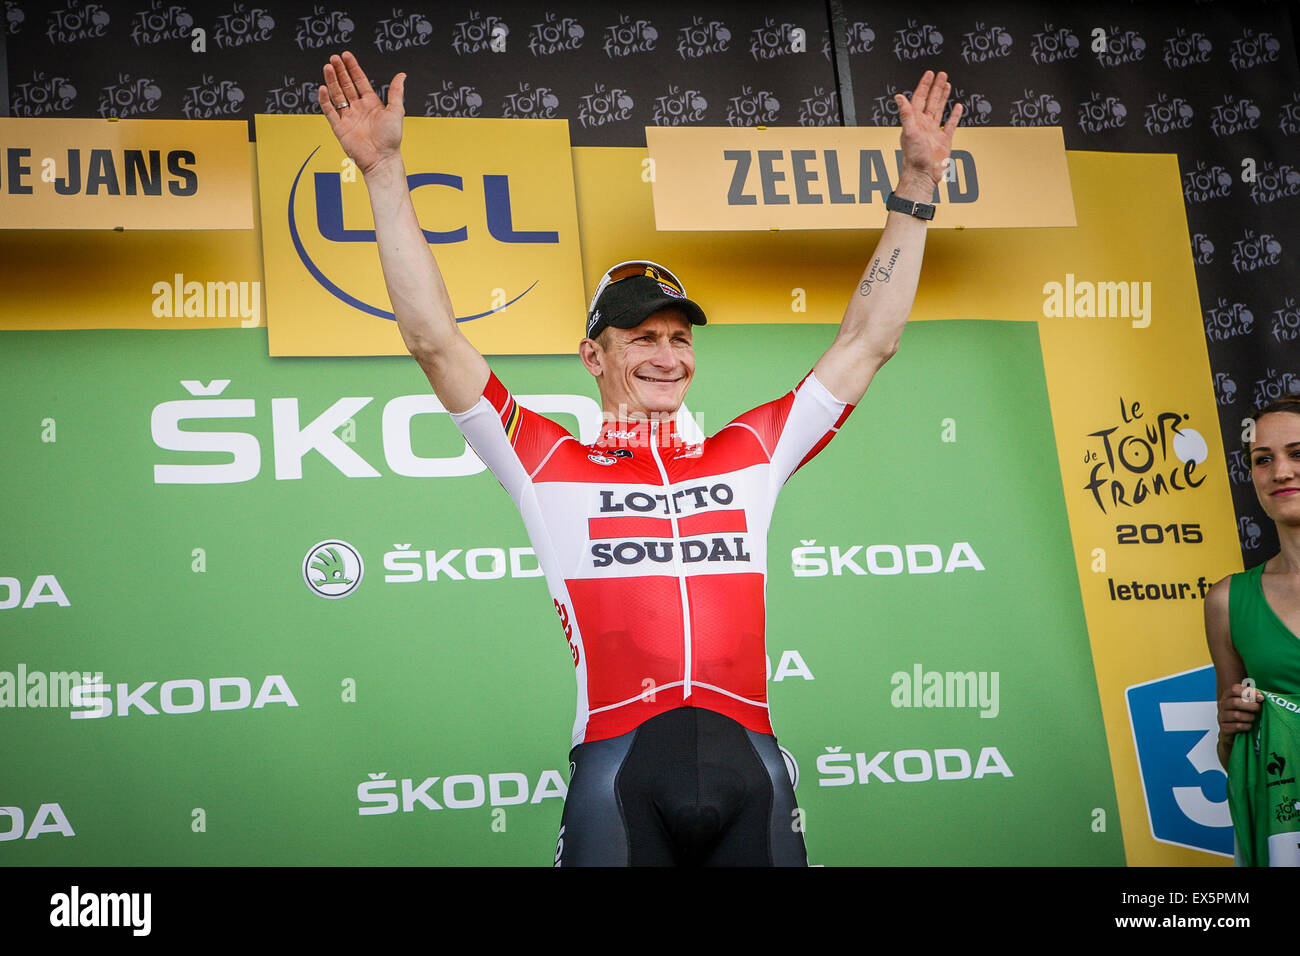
[{"x1": 885, "y1": 192, "x2": 936, "y2": 221}]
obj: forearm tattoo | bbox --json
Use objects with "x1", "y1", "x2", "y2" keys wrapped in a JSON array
[{"x1": 858, "y1": 246, "x2": 902, "y2": 297}]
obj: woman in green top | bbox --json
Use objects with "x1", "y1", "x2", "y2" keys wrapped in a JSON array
[{"x1": 1205, "y1": 396, "x2": 1300, "y2": 771}]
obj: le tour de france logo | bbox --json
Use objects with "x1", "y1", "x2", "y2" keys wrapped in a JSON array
[
  {"x1": 303, "y1": 539, "x2": 364, "y2": 598},
  {"x1": 285, "y1": 142, "x2": 558, "y2": 322},
  {"x1": 1081, "y1": 396, "x2": 1209, "y2": 514}
]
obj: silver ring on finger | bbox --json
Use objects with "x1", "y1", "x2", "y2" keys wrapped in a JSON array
[{"x1": 336, "y1": 100, "x2": 349, "y2": 109}]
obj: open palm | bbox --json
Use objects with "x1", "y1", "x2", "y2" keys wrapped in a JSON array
[
  {"x1": 894, "y1": 70, "x2": 963, "y2": 186},
  {"x1": 318, "y1": 51, "x2": 405, "y2": 175}
]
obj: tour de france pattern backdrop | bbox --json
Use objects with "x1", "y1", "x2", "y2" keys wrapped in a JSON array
[{"x1": 4, "y1": 0, "x2": 1298, "y2": 562}]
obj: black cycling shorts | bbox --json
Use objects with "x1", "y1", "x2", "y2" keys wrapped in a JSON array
[{"x1": 554, "y1": 706, "x2": 807, "y2": 866}]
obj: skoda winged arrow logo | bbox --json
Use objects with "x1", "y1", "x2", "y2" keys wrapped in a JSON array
[{"x1": 303, "y1": 539, "x2": 364, "y2": 599}]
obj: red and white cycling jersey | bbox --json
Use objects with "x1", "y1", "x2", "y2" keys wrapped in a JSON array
[{"x1": 451, "y1": 370, "x2": 853, "y2": 746}]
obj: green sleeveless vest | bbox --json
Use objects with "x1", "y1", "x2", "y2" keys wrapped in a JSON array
[{"x1": 1229, "y1": 563, "x2": 1300, "y2": 694}]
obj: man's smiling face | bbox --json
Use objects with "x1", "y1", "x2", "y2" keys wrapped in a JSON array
[{"x1": 580, "y1": 308, "x2": 695, "y2": 419}]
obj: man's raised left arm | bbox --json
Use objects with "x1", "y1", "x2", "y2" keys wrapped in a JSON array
[{"x1": 813, "y1": 70, "x2": 962, "y2": 405}]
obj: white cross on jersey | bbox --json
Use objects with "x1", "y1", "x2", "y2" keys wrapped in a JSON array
[{"x1": 451, "y1": 370, "x2": 853, "y2": 747}]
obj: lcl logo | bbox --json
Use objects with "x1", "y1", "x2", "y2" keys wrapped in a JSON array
[{"x1": 287, "y1": 145, "x2": 557, "y2": 320}]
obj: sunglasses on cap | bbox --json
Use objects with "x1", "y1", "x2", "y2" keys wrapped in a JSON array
[{"x1": 586, "y1": 260, "x2": 689, "y2": 329}]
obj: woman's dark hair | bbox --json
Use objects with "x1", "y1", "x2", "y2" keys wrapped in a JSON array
[{"x1": 1243, "y1": 395, "x2": 1300, "y2": 455}]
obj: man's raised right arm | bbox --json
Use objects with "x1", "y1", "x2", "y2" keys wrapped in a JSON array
[{"x1": 319, "y1": 51, "x2": 488, "y2": 413}]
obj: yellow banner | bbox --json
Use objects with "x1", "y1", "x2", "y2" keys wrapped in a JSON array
[
  {"x1": 255, "y1": 115, "x2": 586, "y2": 357},
  {"x1": 0, "y1": 118, "x2": 252, "y2": 229},
  {"x1": 0, "y1": 144, "x2": 264, "y2": 331},
  {"x1": 574, "y1": 144, "x2": 1063, "y2": 327},
  {"x1": 1034, "y1": 153, "x2": 1241, "y2": 866},
  {"x1": 644, "y1": 126, "x2": 1075, "y2": 231}
]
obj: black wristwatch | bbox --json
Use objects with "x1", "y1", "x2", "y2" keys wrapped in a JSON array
[{"x1": 885, "y1": 192, "x2": 935, "y2": 221}]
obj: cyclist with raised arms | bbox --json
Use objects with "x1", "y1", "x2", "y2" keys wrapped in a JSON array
[{"x1": 319, "y1": 50, "x2": 962, "y2": 866}]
